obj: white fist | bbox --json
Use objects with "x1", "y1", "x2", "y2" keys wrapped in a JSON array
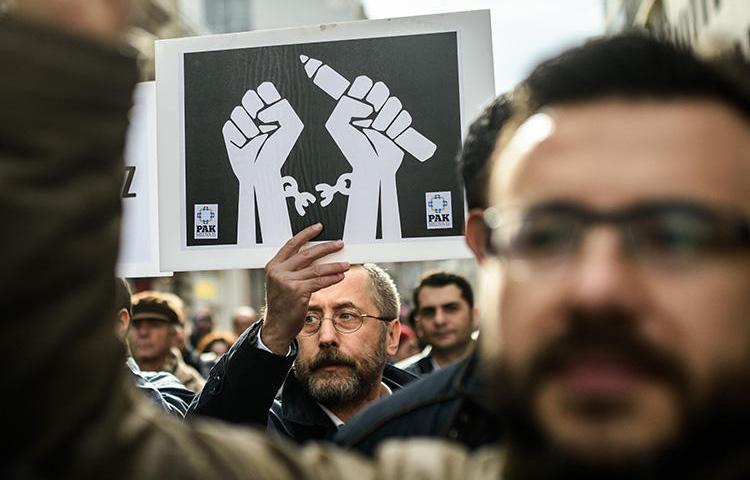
[{"x1": 222, "y1": 82, "x2": 303, "y2": 184}]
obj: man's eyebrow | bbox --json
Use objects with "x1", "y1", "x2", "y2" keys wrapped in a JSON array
[
  {"x1": 333, "y1": 301, "x2": 359, "y2": 310},
  {"x1": 306, "y1": 301, "x2": 360, "y2": 311}
]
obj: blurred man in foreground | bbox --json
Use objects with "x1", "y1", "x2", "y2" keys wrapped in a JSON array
[{"x1": 479, "y1": 35, "x2": 750, "y2": 477}]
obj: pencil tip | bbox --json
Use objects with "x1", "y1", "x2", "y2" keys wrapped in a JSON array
[{"x1": 299, "y1": 54, "x2": 309, "y2": 63}]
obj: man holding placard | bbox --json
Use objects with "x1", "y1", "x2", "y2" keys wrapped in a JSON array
[{"x1": 189, "y1": 230, "x2": 416, "y2": 441}]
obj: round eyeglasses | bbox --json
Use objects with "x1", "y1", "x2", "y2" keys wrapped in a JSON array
[{"x1": 300, "y1": 310, "x2": 392, "y2": 336}]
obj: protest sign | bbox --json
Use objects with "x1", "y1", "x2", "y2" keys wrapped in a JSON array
[
  {"x1": 118, "y1": 82, "x2": 172, "y2": 278},
  {"x1": 156, "y1": 10, "x2": 494, "y2": 270}
]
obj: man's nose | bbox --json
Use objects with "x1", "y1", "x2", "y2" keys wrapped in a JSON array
[
  {"x1": 433, "y1": 308, "x2": 448, "y2": 326},
  {"x1": 567, "y1": 227, "x2": 642, "y2": 310},
  {"x1": 133, "y1": 322, "x2": 150, "y2": 335},
  {"x1": 317, "y1": 317, "x2": 340, "y2": 347}
]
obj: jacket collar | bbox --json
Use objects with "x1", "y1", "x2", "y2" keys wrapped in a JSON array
[
  {"x1": 452, "y1": 349, "x2": 494, "y2": 412},
  {"x1": 280, "y1": 362, "x2": 418, "y2": 429}
]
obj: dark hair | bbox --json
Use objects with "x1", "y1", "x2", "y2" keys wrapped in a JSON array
[
  {"x1": 115, "y1": 278, "x2": 132, "y2": 315},
  {"x1": 413, "y1": 271, "x2": 474, "y2": 310},
  {"x1": 509, "y1": 32, "x2": 750, "y2": 130},
  {"x1": 458, "y1": 93, "x2": 513, "y2": 210}
]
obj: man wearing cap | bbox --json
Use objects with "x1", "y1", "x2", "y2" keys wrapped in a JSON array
[
  {"x1": 116, "y1": 279, "x2": 195, "y2": 416},
  {"x1": 129, "y1": 291, "x2": 206, "y2": 393}
]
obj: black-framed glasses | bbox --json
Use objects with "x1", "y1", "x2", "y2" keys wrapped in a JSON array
[
  {"x1": 483, "y1": 200, "x2": 750, "y2": 264},
  {"x1": 301, "y1": 310, "x2": 392, "y2": 336}
]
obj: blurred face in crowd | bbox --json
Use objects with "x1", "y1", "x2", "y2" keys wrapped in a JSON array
[
  {"x1": 128, "y1": 317, "x2": 178, "y2": 369},
  {"x1": 415, "y1": 284, "x2": 477, "y2": 358},
  {"x1": 209, "y1": 340, "x2": 230, "y2": 356},
  {"x1": 481, "y1": 99, "x2": 750, "y2": 465},
  {"x1": 294, "y1": 267, "x2": 400, "y2": 410},
  {"x1": 193, "y1": 308, "x2": 214, "y2": 337},
  {"x1": 393, "y1": 333, "x2": 421, "y2": 362},
  {"x1": 232, "y1": 307, "x2": 256, "y2": 337}
]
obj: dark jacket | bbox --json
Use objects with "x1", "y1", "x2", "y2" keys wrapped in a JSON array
[
  {"x1": 127, "y1": 357, "x2": 195, "y2": 417},
  {"x1": 334, "y1": 350, "x2": 503, "y2": 456},
  {"x1": 189, "y1": 319, "x2": 418, "y2": 442},
  {"x1": 400, "y1": 352, "x2": 436, "y2": 376}
]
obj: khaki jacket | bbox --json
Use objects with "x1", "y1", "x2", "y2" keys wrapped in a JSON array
[{"x1": 164, "y1": 347, "x2": 205, "y2": 393}]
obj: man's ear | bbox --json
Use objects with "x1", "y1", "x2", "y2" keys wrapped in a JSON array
[
  {"x1": 386, "y1": 319, "x2": 401, "y2": 357},
  {"x1": 465, "y1": 208, "x2": 487, "y2": 263},
  {"x1": 115, "y1": 308, "x2": 130, "y2": 339}
]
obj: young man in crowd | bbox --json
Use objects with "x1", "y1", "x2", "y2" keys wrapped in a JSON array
[{"x1": 399, "y1": 271, "x2": 478, "y2": 376}]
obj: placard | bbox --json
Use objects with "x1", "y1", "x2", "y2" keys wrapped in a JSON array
[
  {"x1": 117, "y1": 82, "x2": 172, "y2": 278},
  {"x1": 156, "y1": 10, "x2": 494, "y2": 270}
]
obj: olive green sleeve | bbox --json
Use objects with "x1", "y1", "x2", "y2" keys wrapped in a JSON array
[{"x1": 0, "y1": 15, "x2": 138, "y2": 472}]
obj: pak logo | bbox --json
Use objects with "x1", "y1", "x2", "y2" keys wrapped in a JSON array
[
  {"x1": 194, "y1": 204, "x2": 218, "y2": 239},
  {"x1": 425, "y1": 192, "x2": 452, "y2": 229}
]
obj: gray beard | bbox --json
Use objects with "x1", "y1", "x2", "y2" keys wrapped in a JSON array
[{"x1": 294, "y1": 330, "x2": 387, "y2": 411}]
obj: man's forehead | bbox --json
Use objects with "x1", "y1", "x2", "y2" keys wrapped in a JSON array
[
  {"x1": 418, "y1": 284, "x2": 463, "y2": 305},
  {"x1": 308, "y1": 267, "x2": 374, "y2": 310},
  {"x1": 489, "y1": 99, "x2": 750, "y2": 209}
]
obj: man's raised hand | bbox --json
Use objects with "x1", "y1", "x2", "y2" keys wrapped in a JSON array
[{"x1": 260, "y1": 224, "x2": 349, "y2": 355}]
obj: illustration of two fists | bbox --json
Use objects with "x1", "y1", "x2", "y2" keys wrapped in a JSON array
[{"x1": 221, "y1": 61, "x2": 437, "y2": 214}]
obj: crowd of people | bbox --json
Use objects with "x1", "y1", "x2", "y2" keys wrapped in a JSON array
[{"x1": 5, "y1": 0, "x2": 750, "y2": 479}]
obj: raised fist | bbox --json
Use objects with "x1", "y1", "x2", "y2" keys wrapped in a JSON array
[
  {"x1": 221, "y1": 82, "x2": 305, "y2": 246},
  {"x1": 325, "y1": 76, "x2": 407, "y2": 177},
  {"x1": 222, "y1": 82, "x2": 304, "y2": 184}
]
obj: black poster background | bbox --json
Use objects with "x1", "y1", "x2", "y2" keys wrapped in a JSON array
[{"x1": 184, "y1": 32, "x2": 463, "y2": 246}]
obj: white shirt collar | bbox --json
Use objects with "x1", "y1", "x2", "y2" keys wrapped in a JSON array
[
  {"x1": 317, "y1": 381, "x2": 392, "y2": 428},
  {"x1": 431, "y1": 356, "x2": 442, "y2": 371}
]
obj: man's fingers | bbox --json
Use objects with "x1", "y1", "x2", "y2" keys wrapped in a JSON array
[
  {"x1": 268, "y1": 223, "x2": 324, "y2": 264},
  {"x1": 285, "y1": 239, "x2": 345, "y2": 271},
  {"x1": 309, "y1": 272, "x2": 347, "y2": 293},
  {"x1": 291, "y1": 261, "x2": 350, "y2": 281}
]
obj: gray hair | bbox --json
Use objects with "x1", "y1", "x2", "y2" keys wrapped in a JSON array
[{"x1": 360, "y1": 263, "x2": 400, "y2": 320}]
